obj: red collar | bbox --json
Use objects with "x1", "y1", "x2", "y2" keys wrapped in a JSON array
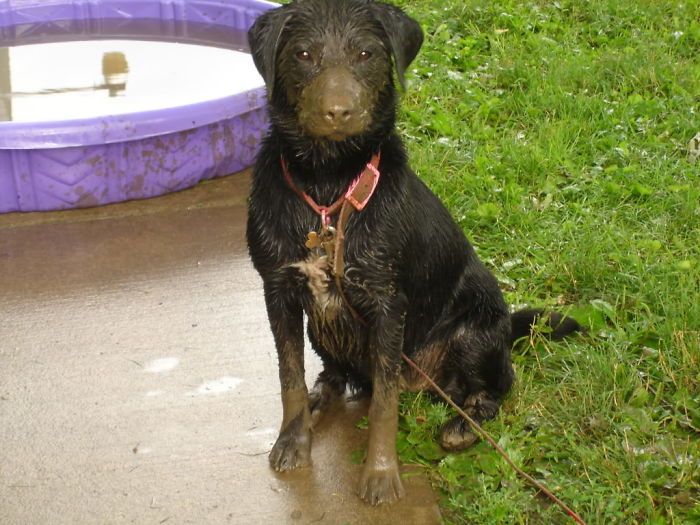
[{"x1": 280, "y1": 152, "x2": 381, "y2": 227}]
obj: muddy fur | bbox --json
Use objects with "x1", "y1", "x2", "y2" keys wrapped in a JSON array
[{"x1": 246, "y1": 0, "x2": 579, "y2": 506}]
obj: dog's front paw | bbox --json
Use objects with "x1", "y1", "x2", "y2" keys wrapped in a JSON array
[
  {"x1": 358, "y1": 465, "x2": 405, "y2": 505},
  {"x1": 269, "y1": 425, "x2": 311, "y2": 472}
]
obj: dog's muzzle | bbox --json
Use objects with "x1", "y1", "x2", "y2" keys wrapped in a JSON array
[{"x1": 298, "y1": 68, "x2": 371, "y2": 140}]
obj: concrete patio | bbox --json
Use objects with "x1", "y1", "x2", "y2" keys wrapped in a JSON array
[{"x1": 0, "y1": 172, "x2": 442, "y2": 524}]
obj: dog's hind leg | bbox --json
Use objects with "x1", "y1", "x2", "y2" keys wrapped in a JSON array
[
  {"x1": 306, "y1": 326, "x2": 349, "y2": 426},
  {"x1": 308, "y1": 363, "x2": 346, "y2": 427},
  {"x1": 439, "y1": 391, "x2": 501, "y2": 451},
  {"x1": 434, "y1": 318, "x2": 513, "y2": 451}
]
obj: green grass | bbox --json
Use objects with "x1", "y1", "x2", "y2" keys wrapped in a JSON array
[{"x1": 385, "y1": 0, "x2": 699, "y2": 523}]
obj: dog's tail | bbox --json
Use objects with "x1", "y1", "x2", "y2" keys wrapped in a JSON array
[{"x1": 510, "y1": 308, "x2": 583, "y2": 344}]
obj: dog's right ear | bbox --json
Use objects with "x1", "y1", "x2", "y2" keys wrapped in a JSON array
[{"x1": 248, "y1": 7, "x2": 292, "y2": 99}]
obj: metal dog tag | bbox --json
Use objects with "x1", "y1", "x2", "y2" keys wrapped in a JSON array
[
  {"x1": 305, "y1": 231, "x2": 322, "y2": 250},
  {"x1": 305, "y1": 226, "x2": 336, "y2": 263}
]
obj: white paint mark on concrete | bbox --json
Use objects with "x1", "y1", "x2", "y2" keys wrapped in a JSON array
[
  {"x1": 245, "y1": 427, "x2": 276, "y2": 437},
  {"x1": 144, "y1": 357, "x2": 180, "y2": 373},
  {"x1": 189, "y1": 376, "x2": 243, "y2": 396},
  {"x1": 144, "y1": 389, "x2": 165, "y2": 397}
]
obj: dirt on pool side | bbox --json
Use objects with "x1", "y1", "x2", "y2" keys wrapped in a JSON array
[{"x1": 0, "y1": 172, "x2": 442, "y2": 525}]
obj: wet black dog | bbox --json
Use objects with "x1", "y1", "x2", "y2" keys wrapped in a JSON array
[{"x1": 246, "y1": 0, "x2": 578, "y2": 505}]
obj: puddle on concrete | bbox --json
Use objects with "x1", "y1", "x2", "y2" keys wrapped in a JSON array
[{"x1": 0, "y1": 39, "x2": 262, "y2": 123}]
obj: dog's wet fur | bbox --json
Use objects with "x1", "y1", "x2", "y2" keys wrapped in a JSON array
[{"x1": 246, "y1": 0, "x2": 580, "y2": 505}]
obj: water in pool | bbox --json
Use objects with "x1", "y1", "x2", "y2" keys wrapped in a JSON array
[{"x1": 0, "y1": 40, "x2": 263, "y2": 123}]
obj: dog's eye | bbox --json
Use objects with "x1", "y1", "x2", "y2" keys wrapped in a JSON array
[
  {"x1": 359, "y1": 50, "x2": 372, "y2": 61},
  {"x1": 296, "y1": 50, "x2": 312, "y2": 61}
]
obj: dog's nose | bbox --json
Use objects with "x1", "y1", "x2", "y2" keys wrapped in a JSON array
[{"x1": 325, "y1": 103, "x2": 353, "y2": 124}]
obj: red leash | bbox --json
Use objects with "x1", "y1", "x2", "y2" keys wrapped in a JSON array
[{"x1": 402, "y1": 354, "x2": 587, "y2": 525}]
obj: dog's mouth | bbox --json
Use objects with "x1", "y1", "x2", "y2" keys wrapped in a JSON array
[
  {"x1": 325, "y1": 131, "x2": 350, "y2": 141},
  {"x1": 315, "y1": 126, "x2": 360, "y2": 142},
  {"x1": 303, "y1": 114, "x2": 371, "y2": 142}
]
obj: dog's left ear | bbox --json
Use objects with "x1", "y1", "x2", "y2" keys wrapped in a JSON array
[
  {"x1": 248, "y1": 7, "x2": 292, "y2": 99},
  {"x1": 371, "y1": 3, "x2": 424, "y2": 90}
]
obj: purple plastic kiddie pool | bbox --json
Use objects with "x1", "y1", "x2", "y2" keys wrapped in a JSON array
[{"x1": 0, "y1": 0, "x2": 277, "y2": 213}]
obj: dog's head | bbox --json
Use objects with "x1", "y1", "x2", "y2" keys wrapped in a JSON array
[{"x1": 248, "y1": 0, "x2": 423, "y2": 143}]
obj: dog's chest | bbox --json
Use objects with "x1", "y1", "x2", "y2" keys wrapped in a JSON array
[
  {"x1": 292, "y1": 252, "x2": 367, "y2": 360},
  {"x1": 292, "y1": 252, "x2": 343, "y2": 320}
]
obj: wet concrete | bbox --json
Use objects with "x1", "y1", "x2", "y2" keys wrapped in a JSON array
[{"x1": 0, "y1": 173, "x2": 442, "y2": 524}]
